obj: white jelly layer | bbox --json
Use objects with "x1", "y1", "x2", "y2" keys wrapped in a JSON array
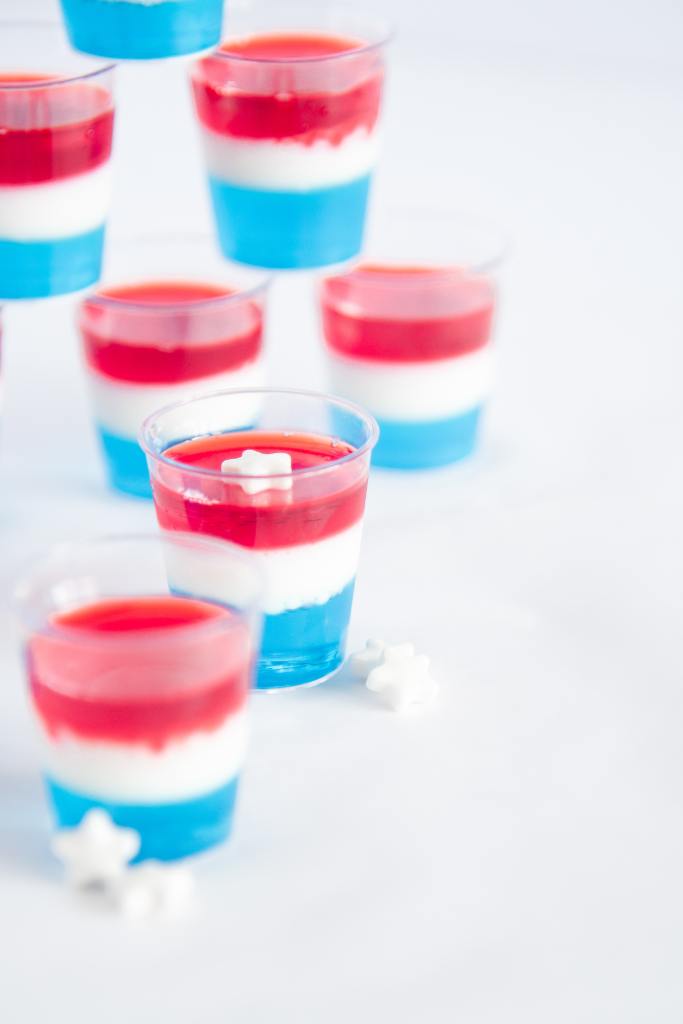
[
  {"x1": 37, "y1": 707, "x2": 249, "y2": 804},
  {"x1": 90, "y1": 357, "x2": 264, "y2": 439},
  {"x1": 0, "y1": 164, "x2": 111, "y2": 241},
  {"x1": 202, "y1": 127, "x2": 379, "y2": 191},
  {"x1": 327, "y1": 346, "x2": 495, "y2": 422},
  {"x1": 166, "y1": 520, "x2": 363, "y2": 616}
]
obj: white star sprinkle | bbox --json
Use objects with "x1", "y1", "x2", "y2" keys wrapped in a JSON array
[
  {"x1": 349, "y1": 639, "x2": 415, "y2": 679},
  {"x1": 366, "y1": 648, "x2": 439, "y2": 713},
  {"x1": 221, "y1": 449, "x2": 293, "y2": 495},
  {"x1": 116, "y1": 861, "x2": 196, "y2": 920},
  {"x1": 51, "y1": 809, "x2": 140, "y2": 888}
]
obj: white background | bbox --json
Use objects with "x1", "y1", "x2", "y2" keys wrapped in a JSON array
[{"x1": 1, "y1": 0, "x2": 683, "y2": 1020}]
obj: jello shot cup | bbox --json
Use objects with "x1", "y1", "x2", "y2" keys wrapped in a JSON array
[
  {"x1": 0, "y1": 24, "x2": 114, "y2": 300},
  {"x1": 79, "y1": 237, "x2": 269, "y2": 499},
  {"x1": 190, "y1": 4, "x2": 390, "y2": 269},
  {"x1": 59, "y1": 0, "x2": 224, "y2": 60},
  {"x1": 320, "y1": 212, "x2": 506, "y2": 469},
  {"x1": 14, "y1": 532, "x2": 262, "y2": 862},
  {"x1": 141, "y1": 388, "x2": 378, "y2": 689}
]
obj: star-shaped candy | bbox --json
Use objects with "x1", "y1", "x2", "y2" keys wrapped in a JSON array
[
  {"x1": 51, "y1": 809, "x2": 140, "y2": 888},
  {"x1": 221, "y1": 449, "x2": 293, "y2": 496},
  {"x1": 366, "y1": 649, "x2": 439, "y2": 713},
  {"x1": 349, "y1": 639, "x2": 415, "y2": 679},
  {"x1": 116, "y1": 861, "x2": 196, "y2": 920}
]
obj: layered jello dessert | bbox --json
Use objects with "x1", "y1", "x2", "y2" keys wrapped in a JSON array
[
  {"x1": 190, "y1": 7, "x2": 388, "y2": 268},
  {"x1": 320, "y1": 215, "x2": 505, "y2": 468},
  {"x1": 15, "y1": 534, "x2": 262, "y2": 862},
  {"x1": 141, "y1": 389, "x2": 378, "y2": 688},
  {"x1": 60, "y1": 0, "x2": 224, "y2": 60},
  {"x1": 79, "y1": 267, "x2": 268, "y2": 498},
  {"x1": 0, "y1": 32, "x2": 114, "y2": 299}
]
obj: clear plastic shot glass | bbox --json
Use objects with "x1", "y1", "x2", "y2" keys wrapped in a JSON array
[
  {"x1": 78, "y1": 236, "x2": 270, "y2": 499},
  {"x1": 59, "y1": 0, "x2": 224, "y2": 60},
  {"x1": 140, "y1": 388, "x2": 378, "y2": 690},
  {"x1": 190, "y1": 3, "x2": 391, "y2": 269},
  {"x1": 0, "y1": 23, "x2": 115, "y2": 299},
  {"x1": 319, "y1": 210, "x2": 508, "y2": 469},
  {"x1": 14, "y1": 532, "x2": 263, "y2": 862}
]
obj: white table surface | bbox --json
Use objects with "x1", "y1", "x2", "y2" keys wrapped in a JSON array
[{"x1": 1, "y1": 1, "x2": 682, "y2": 1019}]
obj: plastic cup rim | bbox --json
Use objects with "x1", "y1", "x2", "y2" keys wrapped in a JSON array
[
  {"x1": 82, "y1": 231, "x2": 273, "y2": 313},
  {"x1": 139, "y1": 386, "x2": 380, "y2": 483},
  {"x1": 13, "y1": 530, "x2": 264, "y2": 646},
  {"x1": 321, "y1": 210, "x2": 511, "y2": 282},
  {"x1": 0, "y1": 20, "x2": 115, "y2": 88},
  {"x1": 83, "y1": 276, "x2": 272, "y2": 315},
  {"x1": 205, "y1": 4, "x2": 393, "y2": 65}
]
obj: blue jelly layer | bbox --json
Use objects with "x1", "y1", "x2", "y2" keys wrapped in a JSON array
[
  {"x1": 97, "y1": 427, "x2": 152, "y2": 499},
  {"x1": 46, "y1": 776, "x2": 239, "y2": 862},
  {"x1": 373, "y1": 407, "x2": 484, "y2": 469},
  {"x1": 60, "y1": 0, "x2": 223, "y2": 59},
  {"x1": 0, "y1": 227, "x2": 105, "y2": 300},
  {"x1": 256, "y1": 580, "x2": 355, "y2": 689},
  {"x1": 208, "y1": 175, "x2": 371, "y2": 269}
]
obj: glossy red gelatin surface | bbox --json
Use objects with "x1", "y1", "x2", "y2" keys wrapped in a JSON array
[
  {"x1": 221, "y1": 33, "x2": 365, "y2": 59},
  {"x1": 192, "y1": 32, "x2": 383, "y2": 143},
  {"x1": 152, "y1": 430, "x2": 367, "y2": 549},
  {"x1": 81, "y1": 280, "x2": 263, "y2": 384},
  {"x1": 28, "y1": 595, "x2": 251, "y2": 749},
  {"x1": 321, "y1": 264, "x2": 496, "y2": 362},
  {"x1": 0, "y1": 77, "x2": 114, "y2": 185}
]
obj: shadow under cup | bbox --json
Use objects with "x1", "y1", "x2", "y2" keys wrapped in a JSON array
[
  {"x1": 14, "y1": 533, "x2": 262, "y2": 862},
  {"x1": 141, "y1": 389, "x2": 378, "y2": 690}
]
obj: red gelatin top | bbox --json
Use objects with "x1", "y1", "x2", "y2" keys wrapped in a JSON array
[
  {"x1": 56, "y1": 595, "x2": 222, "y2": 631},
  {"x1": 80, "y1": 280, "x2": 264, "y2": 384},
  {"x1": 28, "y1": 595, "x2": 251, "y2": 749},
  {"x1": 103, "y1": 281, "x2": 229, "y2": 304},
  {"x1": 0, "y1": 73, "x2": 58, "y2": 85},
  {"x1": 321, "y1": 264, "x2": 497, "y2": 363},
  {"x1": 152, "y1": 431, "x2": 368, "y2": 549},
  {"x1": 223, "y1": 33, "x2": 365, "y2": 60},
  {"x1": 191, "y1": 32, "x2": 384, "y2": 144},
  {"x1": 0, "y1": 75, "x2": 114, "y2": 185}
]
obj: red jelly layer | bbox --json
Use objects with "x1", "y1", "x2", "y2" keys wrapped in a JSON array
[
  {"x1": 321, "y1": 266, "x2": 496, "y2": 362},
  {"x1": 153, "y1": 431, "x2": 367, "y2": 549},
  {"x1": 322, "y1": 305, "x2": 494, "y2": 362},
  {"x1": 28, "y1": 596, "x2": 251, "y2": 748},
  {"x1": 81, "y1": 280, "x2": 263, "y2": 384},
  {"x1": 0, "y1": 79, "x2": 113, "y2": 185},
  {"x1": 192, "y1": 33, "x2": 383, "y2": 143}
]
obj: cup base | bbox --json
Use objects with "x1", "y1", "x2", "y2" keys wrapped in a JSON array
[
  {"x1": 372, "y1": 407, "x2": 484, "y2": 470},
  {"x1": 209, "y1": 175, "x2": 371, "y2": 270},
  {"x1": 45, "y1": 775, "x2": 238, "y2": 862},
  {"x1": 0, "y1": 227, "x2": 104, "y2": 300},
  {"x1": 256, "y1": 648, "x2": 346, "y2": 691},
  {"x1": 255, "y1": 581, "x2": 354, "y2": 690},
  {"x1": 256, "y1": 663, "x2": 344, "y2": 693},
  {"x1": 60, "y1": 0, "x2": 223, "y2": 59}
]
